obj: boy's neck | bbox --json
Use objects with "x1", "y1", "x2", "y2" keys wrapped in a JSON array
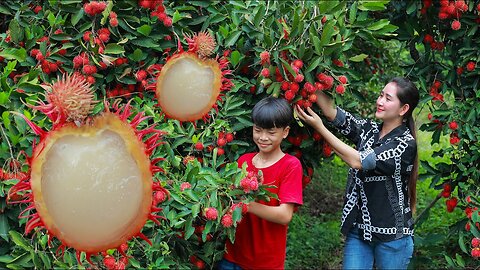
[{"x1": 253, "y1": 149, "x2": 285, "y2": 168}]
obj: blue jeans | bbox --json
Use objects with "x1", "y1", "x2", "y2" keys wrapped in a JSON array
[
  {"x1": 343, "y1": 229, "x2": 413, "y2": 269},
  {"x1": 216, "y1": 258, "x2": 242, "y2": 270}
]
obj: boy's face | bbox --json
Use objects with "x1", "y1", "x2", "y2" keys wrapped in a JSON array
[{"x1": 252, "y1": 125, "x2": 289, "y2": 154}]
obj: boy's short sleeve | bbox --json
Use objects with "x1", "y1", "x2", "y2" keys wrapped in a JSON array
[{"x1": 278, "y1": 156, "x2": 303, "y2": 205}]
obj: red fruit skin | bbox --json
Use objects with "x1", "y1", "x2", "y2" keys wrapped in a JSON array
[
  {"x1": 261, "y1": 68, "x2": 270, "y2": 77},
  {"x1": 446, "y1": 197, "x2": 458, "y2": 212},
  {"x1": 336, "y1": 84, "x2": 345, "y2": 94},
  {"x1": 204, "y1": 207, "x2": 218, "y2": 220},
  {"x1": 471, "y1": 248, "x2": 480, "y2": 258},
  {"x1": 472, "y1": 238, "x2": 480, "y2": 248},
  {"x1": 338, "y1": 75, "x2": 348, "y2": 84},
  {"x1": 194, "y1": 142, "x2": 204, "y2": 151},
  {"x1": 217, "y1": 138, "x2": 227, "y2": 147},
  {"x1": 225, "y1": 133, "x2": 234, "y2": 142},
  {"x1": 221, "y1": 214, "x2": 233, "y2": 227},
  {"x1": 451, "y1": 20, "x2": 461, "y2": 30},
  {"x1": 295, "y1": 74, "x2": 304, "y2": 83},
  {"x1": 467, "y1": 61, "x2": 476, "y2": 72},
  {"x1": 103, "y1": 256, "x2": 116, "y2": 269},
  {"x1": 449, "y1": 121, "x2": 458, "y2": 130}
]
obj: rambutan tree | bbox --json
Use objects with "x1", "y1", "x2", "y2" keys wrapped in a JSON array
[
  {"x1": 2, "y1": 0, "x2": 471, "y2": 269},
  {"x1": 389, "y1": 0, "x2": 480, "y2": 267}
]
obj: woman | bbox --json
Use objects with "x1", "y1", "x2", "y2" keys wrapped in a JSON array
[{"x1": 295, "y1": 77, "x2": 419, "y2": 269}]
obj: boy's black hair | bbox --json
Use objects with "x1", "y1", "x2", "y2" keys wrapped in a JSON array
[{"x1": 251, "y1": 96, "x2": 293, "y2": 129}]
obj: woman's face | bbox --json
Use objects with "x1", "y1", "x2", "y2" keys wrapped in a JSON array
[{"x1": 375, "y1": 82, "x2": 408, "y2": 122}]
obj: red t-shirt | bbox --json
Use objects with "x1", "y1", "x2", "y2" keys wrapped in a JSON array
[{"x1": 223, "y1": 153, "x2": 303, "y2": 269}]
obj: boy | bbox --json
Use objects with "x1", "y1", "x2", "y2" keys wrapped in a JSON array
[{"x1": 218, "y1": 96, "x2": 303, "y2": 269}]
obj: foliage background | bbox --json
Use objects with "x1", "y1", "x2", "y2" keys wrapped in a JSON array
[{"x1": 0, "y1": 0, "x2": 479, "y2": 269}]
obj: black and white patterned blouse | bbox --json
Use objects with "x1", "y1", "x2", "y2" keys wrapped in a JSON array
[{"x1": 331, "y1": 107, "x2": 416, "y2": 242}]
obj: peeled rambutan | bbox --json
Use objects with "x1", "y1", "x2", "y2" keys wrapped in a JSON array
[
  {"x1": 155, "y1": 32, "x2": 232, "y2": 122},
  {"x1": 8, "y1": 74, "x2": 169, "y2": 264}
]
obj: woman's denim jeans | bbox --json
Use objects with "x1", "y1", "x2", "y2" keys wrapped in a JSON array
[{"x1": 343, "y1": 228, "x2": 414, "y2": 269}]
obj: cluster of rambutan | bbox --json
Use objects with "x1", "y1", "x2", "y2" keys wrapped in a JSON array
[
  {"x1": 441, "y1": 183, "x2": 459, "y2": 213},
  {"x1": 471, "y1": 237, "x2": 480, "y2": 258},
  {"x1": 109, "y1": 11, "x2": 118, "y2": 27},
  {"x1": 420, "y1": 0, "x2": 469, "y2": 30},
  {"x1": 259, "y1": 51, "x2": 348, "y2": 108},
  {"x1": 82, "y1": 27, "x2": 111, "y2": 54},
  {"x1": 102, "y1": 244, "x2": 129, "y2": 270},
  {"x1": 138, "y1": 0, "x2": 172, "y2": 27},
  {"x1": 103, "y1": 255, "x2": 128, "y2": 270},
  {"x1": 422, "y1": 34, "x2": 445, "y2": 51},
  {"x1": 28, "y1": 30, "x2": 69, "y2": 75},
  {"x1": 240, "y1": 171, "x2": 260, "y2": 193},
  {"x1": 456, "y1": 61, "x2": 477, "y2": 76},
  {"x1": 464, "y1": 196, "x2": 480, "y2": 246},
  {"x1": 194, "y1": 131, "x2": 234, "y2": 156},
  {"x1": 83, "y1": 1, "x2": 107, "y2": 16},
  {"x1": 72, "y1": 52, "x2": 101, "y2": 84},
  {"x1": 429, "y1": 79, "x2": 444, "y2": 102},
  {"x1": 302, "y1": 167, "x2": 314, "y2": 188},
  {"x1": 30, "y1": 49, "x2": 62, "y2": 75}
]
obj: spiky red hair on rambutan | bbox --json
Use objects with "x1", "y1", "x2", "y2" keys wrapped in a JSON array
[{"x1": 31, "y1": 73, "x2": 97, "y2": 127}]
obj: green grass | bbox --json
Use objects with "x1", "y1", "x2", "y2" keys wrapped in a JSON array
[{"x1": 286, "y1": 157, "x2": 347, "y2": 269}]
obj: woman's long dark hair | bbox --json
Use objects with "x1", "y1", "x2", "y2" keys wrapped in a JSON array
[{"x1": 391, "y1": 77, "x2": 419, "y2": 213}]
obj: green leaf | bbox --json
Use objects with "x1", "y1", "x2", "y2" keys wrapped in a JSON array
[
  {"x1": 458, "y1": 231, "x2": 467, "y2": 253},
  {"x1": 129, "y1": 258, "x2": 141, "y2": 268},
  {"x1": 0, "y1": 255, "x2": 14, "y2": 263},
  {"x1": 406, "y1": 2, "x2": 418, "y2": 15},
  {"x1": 71, "y1": 8, "x2": 84, "y2": 26},
  {"x1": 0, "y1": 92, "x2": 9, "y2": 105},
  {"x1": 253, "y1": 4, "x2": 265, "y2": 28},
  {"x1": 349, "y1": 54, "x2": 368, "y2": 62},
  {"x1": 318, "y1": 0, "x2": 339, "y2": 14},
  {"x1": 104, "y1": 43, "x2": 125, "y2": 54},
  {"x1": 320, "y1": 20, "x2": 335, "y2": 46},
  {"x1": 230, "y1": 50, "x2": 242, "y2": 66},
  {"x1": 312, "y1": 36, "x2": 322, "y2": 55},
  {"x1": 455, "y1": 253, "x2": 465, "y2": 267},
  {"x1": 0, "y1": 48, "x2": 27, "y2": 61},
  {"x1": 129, "y1": 48, "x2": 146, "y2": 62},
  {"x1": 444, "y1": 255, "x2": 455, "y2": 267},
  {"x1": 358, "y1": 0, "x2": 388, "y2": 11},
  {"x1": 224, "y1": 31, "x2": 242, "y2": 47},
  {"x1": 184, "y1": 218, "x2": 195, "y2": 239},
  {"x1": 8, "y1": 19, "x2": 24, "y2": 43},
  {"x1": 9, "y1": 231, "x2": 32, "y2": 251},
  {"x1": 349, "y1": 2, "x2": 357, "y2": 24},
  {"x1": 137, "y1": 25, "x2": 152, "y2": 36},
  {"x1": 0, "y1": 214, "x2": 8, "y2": 241},
  {"x1": 367, "y1": 19, "x2": 390, "y2": 31},
  {"x1": 191, "y1": 203, "x2": 201, "y2": 218},
  {"x1": 38, "y1": 252, "x2": 51, "y2": 269},
  {"x1": 172, "y1": 10, "x2": 182, "y2": 24}
]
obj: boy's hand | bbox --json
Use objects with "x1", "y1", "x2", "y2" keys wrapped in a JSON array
[{"x1": 257, "y1": 170, "x2": 264, "y2": 185}]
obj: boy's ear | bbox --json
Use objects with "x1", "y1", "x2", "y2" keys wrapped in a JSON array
[{"x1": 282, "y1": 126, "x2": 290, "y2": 138}]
